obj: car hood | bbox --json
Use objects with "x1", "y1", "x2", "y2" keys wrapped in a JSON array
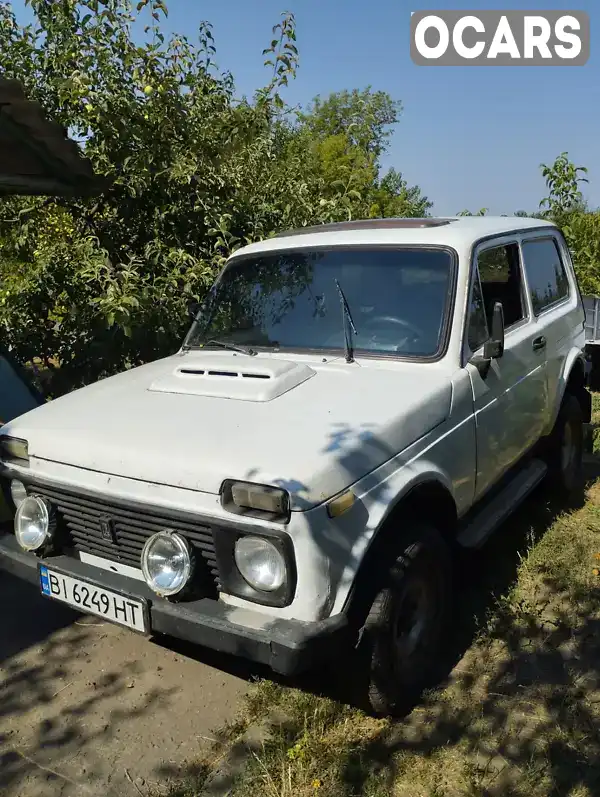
[{"x1": 1, "y1": 351, "x2": 452, "y2": 510}]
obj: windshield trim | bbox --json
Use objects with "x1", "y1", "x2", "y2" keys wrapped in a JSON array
[{"x1": 182, "y1": 243, "x2": 459, "y2": 364}]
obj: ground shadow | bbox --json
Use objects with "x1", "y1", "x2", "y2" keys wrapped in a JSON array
[
  {"x1": 0, "y1": 572, "x2": 195, "y2": 797},
  {"x1": 0, "y1": 572, "x2": 77, "y2": 666}
]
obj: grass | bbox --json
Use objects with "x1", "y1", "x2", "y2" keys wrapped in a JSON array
[{"x1": 165, "y1": 395, "x2": 600, "y2": 797}]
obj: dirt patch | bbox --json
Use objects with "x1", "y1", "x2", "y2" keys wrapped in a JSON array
[{"x1": 0, "y1": 573, "x2": 252, "y2": 797}]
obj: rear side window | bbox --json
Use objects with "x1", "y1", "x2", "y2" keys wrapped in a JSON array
[
  {"x1": 521, "y1": 237, "x2": 570, "y2": 315},
  {"x1": 476, "y1": 243, "x2": 527, "y2": 329}
]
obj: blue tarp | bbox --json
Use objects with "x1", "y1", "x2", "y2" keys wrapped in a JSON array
[
  {"x1": 0, "y1": 348, "x2": 44, "y2": 520},
  {"x1": 0, "y1": 354, "x2": 42, "y2": 424}
]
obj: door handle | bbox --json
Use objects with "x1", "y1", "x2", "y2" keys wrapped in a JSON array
[{"x1": 532, "y1": 335, "x2": 546, "y2": 351}]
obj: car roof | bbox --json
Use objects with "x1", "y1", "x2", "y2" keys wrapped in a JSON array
[{"x1": 230, "y1": 216, "x2": 558, "y2": 259}]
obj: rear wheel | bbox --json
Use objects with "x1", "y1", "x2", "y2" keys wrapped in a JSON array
[
  {"x1": 358, "y1": 524, "x2": 453, "y2": 718},
  {"x1": 588, "y1": 347, "x2": 600, "y2": 392},
  {"x1": 546, "y1": 393, "x2": 584, "y2": 501}
]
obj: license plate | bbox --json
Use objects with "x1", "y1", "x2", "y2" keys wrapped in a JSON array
[{"x1": 39, "y1": 565, "x2": 148, "y2": 633}]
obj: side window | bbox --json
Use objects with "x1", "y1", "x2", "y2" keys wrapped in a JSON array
[
  {"x1": 466, "y1": 268, "x2": 489, "y2": 352},
  {"x1": 477, "y1": 243, "x2": 526, "y2": 330},
  {"x1": 521, "y1": 237, "x2": 570, "y2": 315}
]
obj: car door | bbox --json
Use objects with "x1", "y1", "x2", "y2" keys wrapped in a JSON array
[
  {"x1": 463, "y1": 237, "x2": 550, "y2": 501},
  {"x1": 519, "y1": 231, "x2": 582, "y2": 421}
]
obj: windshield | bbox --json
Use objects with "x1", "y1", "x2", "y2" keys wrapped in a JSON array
[{"x1": 184, "y1": 246, "x2": 455, "y2": 359}]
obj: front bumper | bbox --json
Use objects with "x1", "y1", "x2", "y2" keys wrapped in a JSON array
[{"x1": 0, "y1": 532, "x2": 350, "y2": 675}]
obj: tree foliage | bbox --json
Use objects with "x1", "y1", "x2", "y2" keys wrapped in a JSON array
[
  {"x1": 540, "y1": 151, "x2": 588, "y2": 217},
  {"x1": 454, "y1": 152, "x2": 600, "y2": 297},
  {"x1": 300, "y1": 88, "x2": 401, "y2": 159},
  {"x1": 538, "y1": 152, "x2": 600, "y2": 296},
  {"x1": 457, "y1": 208, "x2": 488, "y2": 217},
  {"x1": 370, "y1": 168, "x2": 432, "y2": 218},
  {"x1": 0, "y1": 0, "x2": 428, "y2": 393}
]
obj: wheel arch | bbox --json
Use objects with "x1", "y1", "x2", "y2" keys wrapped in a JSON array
[
  {"x1": 342, "y1": 477, "x2": 458, "y2": 630},
  {"x1": 554, "y1": 350, "x2": 591, "y2": 427}
]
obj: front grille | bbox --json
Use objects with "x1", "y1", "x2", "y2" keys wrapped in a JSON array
[{"x1": 30, "y1": 483, "x2": 221, "y2": 597}]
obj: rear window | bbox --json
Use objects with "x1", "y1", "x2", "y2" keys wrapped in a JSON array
[{"x1": 521, "y1": 237, "x2": 570, "y2": 315}]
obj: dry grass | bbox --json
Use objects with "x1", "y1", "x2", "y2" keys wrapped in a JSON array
[{"x1": 167, "y1": 395, "x2": 600, "y2": 797}]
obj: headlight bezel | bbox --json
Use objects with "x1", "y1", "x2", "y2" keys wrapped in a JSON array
[
  {"x1": 0, "y1": 435, "x2": 30, "y2": 467},
  {"x1": 141, "y1": 529, "x2": 195, "y2": 600},
  {"x1": 10, "y1": 479, "x2": 28, "y2": 510},
  {"x1": 214, "y1": 526, "x2": 296, "y2": 608},
  {"x1": 220, "y1": 479, "x2": 291, "y2": 524}
]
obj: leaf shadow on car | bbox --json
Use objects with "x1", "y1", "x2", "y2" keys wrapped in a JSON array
[{"x1": 158, "y1": 420, "x2": 600, "y2": 712}]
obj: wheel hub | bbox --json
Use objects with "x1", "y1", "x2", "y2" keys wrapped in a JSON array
[{"x1": 394, "y1": 577, "x2": 433, "y2": 662}]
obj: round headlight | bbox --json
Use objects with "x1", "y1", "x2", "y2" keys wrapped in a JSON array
[
  {"x1": 10, "y1": 479, "x2": 27, "y2": 509},
  {"x1": 234, "y1": 536, "x2": 286, "y2": 592},
  {"x1": 15, "y1": 495, "x2": 50, "y2": 551},
  {"x1": 141, "y1": 531, "x2": 192, "y2": 597}
]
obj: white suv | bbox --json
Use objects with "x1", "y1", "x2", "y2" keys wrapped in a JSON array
[{"x1": 0, "y1": 216, "x2": 591, "y2": 716}]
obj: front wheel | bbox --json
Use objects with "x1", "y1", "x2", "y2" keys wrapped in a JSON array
[{"x1": 358, "y1": 524, "x2": 453, "y2": 718}]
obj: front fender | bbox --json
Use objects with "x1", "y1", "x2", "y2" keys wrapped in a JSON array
[
  {"x1": 326, "y1": 454, "x2": 456, "y2": 617},
  {"x1": 356, "y1": 457, "x2": 454, "y2": 533}
]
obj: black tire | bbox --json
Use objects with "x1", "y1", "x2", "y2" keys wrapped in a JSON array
[
  {"x1": 546, "y1": 392, "x2": 584, "y2": 501},
  {"x1": 359, "y1": 523, "x2": 453, "y2": 718},
  {"x1": 588, "y1": 347, "x2": 600, "y2": 392}
]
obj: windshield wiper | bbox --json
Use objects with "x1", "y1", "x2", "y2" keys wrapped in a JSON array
[
  {"x1": 203, "y1": 339, "x2": 257, "y2": 356},
  {"x1": 334, "y1": 279, "x2": 358, "y2": 363}
]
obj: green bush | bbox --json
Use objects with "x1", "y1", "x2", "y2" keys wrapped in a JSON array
[{"x1": 561, "y1": 212, "x2": 600, "y2": 296}]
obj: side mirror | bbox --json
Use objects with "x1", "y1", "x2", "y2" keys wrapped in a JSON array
[{"x1": 483, "y1": 301, "x2": 505, "y2": 359}]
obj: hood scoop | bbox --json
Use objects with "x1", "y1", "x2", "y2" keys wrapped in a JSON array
[{"x1": 147, "y1": 354, "x2": 316, "y2": 402}]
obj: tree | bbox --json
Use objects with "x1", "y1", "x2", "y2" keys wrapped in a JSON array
[
  {"x1": 300, "y1": 88, "x2": 401, "y2": 160},
  {"x1": 539, "y1": 151, "x2": 588, "y2": 217},
  {"x1": 300, "y1": 89, "x2": 430, "y2": 219},
  {"x1": 311, "y1": 132, "x2": 377, "y2": 204},
  {"x1": 562, "y1": 211, "x2": 600, "y2": 295},
  {"x1": 369, "y1": 168, "x2": 432, "y2": 218},
  {"x1": 0, "y1": 1, "x2": 426, "y2": 393},
  {"x1": 457, "y1": 208, "x2": 488, "y2": 216},
  {"x1": 535, "y1": 153, "x2": 600, "y2": 296}
]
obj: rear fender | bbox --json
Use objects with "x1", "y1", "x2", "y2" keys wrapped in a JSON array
[{"x1": 550, "y1": 349, "x2": 591, "y2": 430}]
